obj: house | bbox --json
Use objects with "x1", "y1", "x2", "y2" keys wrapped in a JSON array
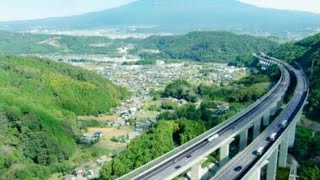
[
  {"x1": 96, "y1": 156, "x2": 112, "y2": 166},
  {"x1": 107, "y1": 119, "x2": 126, "y2": 127},
  {"x1": 94, "y1": 132, "x2": 103, "y2": 138},
  {"x1": 148, "y1": 116, "x2": 157, "y2": 123},
  {"x1": 84, "y1": 170, "x2": 94, "y2": 178},
  {"x1": 136, "y1": 117, "x2": 148, "y2": 122},
  {"x1": 72, "y1": 168, "x2": 85, "y2": 177},
  {"x1": 79, "y1": 135, "x2": 95, "y2": 144},
  {"x1": 129, "y1": 107, "x2": 137, "y2": 114},
  {"x1": 79, "y1": 133, "x2": 102, "y2": 144}
]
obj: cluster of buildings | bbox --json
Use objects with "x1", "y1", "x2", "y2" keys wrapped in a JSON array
[
  {"x1": 79, "y1": 132, "x2": 104, "y2": 144},
  {"x1": 110, "y1": 97, "x2": 158, "y2": 135},
  {"x1": 36, "y1": 54, "x2": 140, "y2": 66},
  {"x1": 94, "y1": 62, "x2": 246, "y2": 139},
  {"x1": 62, "y1": 156, "x2": 112, "y2": 180},
  {"x1": 99, "y1": 62, "x2": 246, "y2": 95}
]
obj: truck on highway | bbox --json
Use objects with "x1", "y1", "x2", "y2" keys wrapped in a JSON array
[
  {"x1": 207, "y1": 134, "x2": 219, "y2": 142},
  {"x1": 269, "y1": 133, "x2": 277, "y2": 141},
  {"x1": 280, "y1": 120, "x2": 288, "y2": 128},
  {"x1": 256, "y1": 147, "x2": 264, "y2": 156}
]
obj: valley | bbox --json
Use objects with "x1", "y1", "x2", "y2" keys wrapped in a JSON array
[
  {"x1": 0, "y1": 28, "x2": 318, "y2": 180},
  {"x1": 0, "y1": 1, "x2": 319, "y2": 179},
  {"x1": 52, "y1": 54, "x2": 246, "y2": 179}
]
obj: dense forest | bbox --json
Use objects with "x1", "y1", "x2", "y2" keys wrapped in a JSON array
[
  {"x1": 135, "y1": 31, "x2": 278, "y2": 63},
  {"x1": 0, "y1": 31, "x2": 278, "y2": 65},
  {"x1": 159, "y1": 71, "x2": 275, "y2": 125},
  {"x1": 100, "y1": 71, "x2": 273, "y2": 179},
  {"x1": 100, "y1": 119, "x2": 206, "y2": 179},
  {"x1": 291, "y1": 127, "x2": 320, "y2": 179},
  {"x1": 0, "y1": 31, "x2": 120, "y2": 56},
  {"x1": 0, "y1": 56, "x2": 129, "y2": 179}
]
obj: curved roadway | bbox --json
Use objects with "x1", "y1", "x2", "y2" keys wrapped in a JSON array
[
  {"x1": 212, "y1": 56, "x2": 308, "y2": 180},
  {"x1": 119, "y1": 57, "x2": 290, "y2": 180}
]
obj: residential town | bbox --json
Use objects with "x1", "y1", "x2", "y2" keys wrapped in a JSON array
[{"x1": 99, "y1": 61, "x2": 246, "y2": 95}]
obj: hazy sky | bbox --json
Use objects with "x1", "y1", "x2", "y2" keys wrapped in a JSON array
[
  {"x1": 0, "y1": 0, "x2": 136, "y2": 21},
  {"x1": 0, "y1": 0, "x2": 319, "y2": 21},
  {"x1": 239, "y1": 0, "x2": 320, "y2": 13}
]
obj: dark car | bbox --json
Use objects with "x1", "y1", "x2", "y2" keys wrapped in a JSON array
[
  {"x1": 234, "y1": 166, "x2": 242, "y2": 172},
  {"x1": 186, "y1": 154, "x2": 192, "y2": 158},
  {"x1": 175, "y1": 165, "x2": 181, "y2": 169}
]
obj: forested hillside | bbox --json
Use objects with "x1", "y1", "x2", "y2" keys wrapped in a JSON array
[
  {"x1": 136, "y1": 31, "x2": 278, "y2": 63},
  {"x1": 100, "y1": 119, "x2": 206, "y2": 179},
  {"x1": 0, "y1": 56, "x2": 128, "y2": 179},
  {"x1": 291, "y1": 127, "x2": 320, "y2": 180},
  {"x1": 0, "y1": 31, "x2": 278, "y2": 65},
  {"x1": 0, "y1": 31, "x2": 119, "y2": 55},
  {"x1": 272, "y1": 33, "x2": 320, "y2": 179},
  {"x1": 272, "y1": 33, "x2": 320, "y2": 120}
]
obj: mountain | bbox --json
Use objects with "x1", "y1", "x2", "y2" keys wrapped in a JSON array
[
  {"x1": 137, "y1": 31, "x2": 278, "y2": 63},
  {"x1": 1, "y1": 0, "x2": 320, "y2": 37},
  {"x1": 0, "y1": 30, "x2": 278, "y2": 64},
  {"x1": 0, "y1": 56, "x2": 129, "y2": 179},
  {"x1": 0, "y1": 30, "x2": 117, "y2": 55}
]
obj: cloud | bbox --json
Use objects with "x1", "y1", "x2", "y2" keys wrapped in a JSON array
[{"x1": 238, "y1": 0, "x2": 320, "y2": 13}]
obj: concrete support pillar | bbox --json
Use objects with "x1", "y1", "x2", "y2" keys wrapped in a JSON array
[
  {"x1": 276, "y1": 98, "x2": 282, "y2": 110},
  {"x1": 239, "y1": 129, "x2": 248, "y2": 151},
  {"x1": 253, "y1": 119, "x2": 261, "y2": 139},
  {"x1": 288, "y1": 110, "x2": 302, "y2": 147},
  {"x1": 191, "y1": 161, "x2": 201, "y2": 180},
  {"x1": 263, "y1": 110, "x2": 270, "y2": 126},
  {"x1": 266, "y1": 147, "x2": 279, "y2": 180},
  {"x1": 288, "y1": 121, "x2": 297, "y2": 148},
  {"x1": 262, "y1": 160, "x2": 269, "y2": 167},
  {"x1": 248, "y1": 168, "x2": 261, "y2": 180},
  {"x1": 219, "y1": 143, "x2": 230, "y2": 167},
  {"x1": 270, "y1": 102, "x2": 277, "y2": 116},
  {"x1": 278, "y1": 136, "x2": 289, "y2": 167},
  {"x1": 279, "y1": 96, "x2": 284, "y2": 106}
]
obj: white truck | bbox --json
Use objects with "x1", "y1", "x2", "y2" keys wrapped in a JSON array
[
  {"x1": 256, "y1": 147, "x2": 264, "y2": 156},
  {"x1": 207, "y1": 134, "x2": 219, "y2": 142},
  {"x1": 280, "y1": 120, "x2": 288, "y2": 128},
  {"x1": 269, "y1": 133, "x2": 277, "y2": 141}
]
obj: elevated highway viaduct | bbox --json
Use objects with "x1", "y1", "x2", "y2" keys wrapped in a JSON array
[
  {"x1": 118, "y1": 55, "x2": 291, "y2": 180},
  {"x1": 212, "y1": 55, "x2": 309, "y2": 180}
]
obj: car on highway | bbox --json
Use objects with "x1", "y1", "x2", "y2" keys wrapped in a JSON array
[
  {"x1": 269, "y1": 132, "x2": 277, "y2": 141},
  {"x1": 175, "y1": 165, "x2": 181, "y2": 169},
  {"x1": 256, "y1": 147, "x2": 264, "y2": 156},
  {"x1": 186, "y1": 154, "x2": 192, "y2": 158},
  {"x1": 234, "y1": 166, "x2": 242, "y2": 172},
  {"x1": 280, "y1": 119, "x2": 288, "y2": 128},
  {"x1": 207, "y1": 134, "x2": 219, "y2": 142}
]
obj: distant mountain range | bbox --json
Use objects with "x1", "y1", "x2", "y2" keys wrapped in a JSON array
[{"x1": 1, "y1": 0, "x2": 320, "y2": 37}]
